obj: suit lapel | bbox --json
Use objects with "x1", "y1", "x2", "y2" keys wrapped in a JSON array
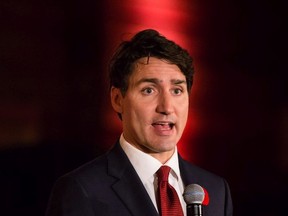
[
  {"x1": 107, "y1": 142, "x2": 159, "y2": 216},
  {"x1": 178, "y1": 155, "x2": 199, "y2": 186}
]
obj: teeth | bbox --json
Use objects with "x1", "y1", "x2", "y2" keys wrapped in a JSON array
[
  {"x1": 152, "y1": 122, "x2": 174, "y2": 127},
  {"x1": 154, "y1": 122, "x2": 170, "y2": 125}
]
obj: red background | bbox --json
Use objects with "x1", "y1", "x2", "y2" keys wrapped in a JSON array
[{"x1": 0, "y1": 0, "x2": 287, "y2": 215}]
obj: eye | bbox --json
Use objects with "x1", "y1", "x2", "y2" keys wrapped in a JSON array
[
  {"x1": 172, "y1": 88, "x2": 183, "y2": 95},
  {"x1": 142, "y1": 87, "x2": 154, "y2": 95}
]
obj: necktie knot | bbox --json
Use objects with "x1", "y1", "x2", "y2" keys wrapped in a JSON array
[{"x1": 157, "y1": 166, "x2": 171, "y2": 182}]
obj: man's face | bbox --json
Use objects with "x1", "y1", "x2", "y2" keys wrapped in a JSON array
[{"x1": 111, "y1": 57, "x2": 189, "y2": 162}]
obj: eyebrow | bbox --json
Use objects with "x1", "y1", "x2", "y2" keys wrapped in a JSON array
[
  {"x1": 136, "y1": 78, "x2": 187, "y2": 86},
  {"x1": 172, "y1": 79, "x2": 187, "y2": 85}
]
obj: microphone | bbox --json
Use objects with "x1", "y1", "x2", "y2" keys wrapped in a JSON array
[{"x1": 183, "y1": 184, "x2": 209, "y2": 216}]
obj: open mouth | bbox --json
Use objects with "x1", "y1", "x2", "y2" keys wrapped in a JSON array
[{"x1": 152, "y1": 122, "x2": 175, "y2": 130}]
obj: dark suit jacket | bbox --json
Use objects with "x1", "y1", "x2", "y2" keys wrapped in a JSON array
[{"x1": 46, "y1": 142, "x2": 233, "y2": 216}]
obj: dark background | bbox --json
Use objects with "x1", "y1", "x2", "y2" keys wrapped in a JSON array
[{"x1": 0, "y1": 0, "x2": 287, "y2": 215}]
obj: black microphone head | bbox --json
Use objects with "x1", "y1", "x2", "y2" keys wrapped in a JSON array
[{"x1": 183, "y1": 184, "x2": 205, "y2": 204}]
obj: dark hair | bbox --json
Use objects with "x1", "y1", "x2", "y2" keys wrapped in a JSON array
[{"x1": 109, "y1": 29, "x2": 194, "y2": 94}]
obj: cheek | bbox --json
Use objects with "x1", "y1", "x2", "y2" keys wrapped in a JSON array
[
  {"x1": 128, "y1": 95, "x2": 154, "y2": 112},
  {"x1": 123, "y1": 100, "x2": 147, "y2": 120},
  {"x1": 178, "y1": 102, "x2": 189, "y2": 122}
]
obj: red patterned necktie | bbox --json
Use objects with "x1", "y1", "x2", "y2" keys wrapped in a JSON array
[{"x1": 157, "y1": 166, "x2": 184, "y2": 216}]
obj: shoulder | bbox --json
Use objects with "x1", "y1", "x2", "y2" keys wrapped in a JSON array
[
  {"x1": 179, "y1": 157, "x2": 224, "y2": 184},
  {"x1": 52, "y1": 153, "x2": 109, "y2": 191},
  {"x1": 179, "y1": 157, "x2": 230, "y2": 200},
  {"x1": 54, "y1": 142, "x2": 130, "y2": 191},
  {"x1": 46, "y1": 154, "x2": 112, "y2": 216}
]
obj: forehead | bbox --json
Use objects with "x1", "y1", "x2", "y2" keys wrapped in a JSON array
[{"x1": 129, "y1": 57, "x2": 184, "y2": 81}]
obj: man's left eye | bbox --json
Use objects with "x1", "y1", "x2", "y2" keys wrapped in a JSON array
[{"x1": 173, "y1": 89, "x2": 182, "y2": 95}]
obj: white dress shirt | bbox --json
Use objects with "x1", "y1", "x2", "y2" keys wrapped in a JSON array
[{"x1": 119, "y1": 134, "x2": 186, "y2": 215}]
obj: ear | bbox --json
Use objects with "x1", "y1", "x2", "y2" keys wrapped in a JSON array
[{"x1": 110, "y1": 87, "x2": 123, "y2": 113}]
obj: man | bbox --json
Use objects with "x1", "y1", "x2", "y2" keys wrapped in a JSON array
[{"x1": 46, "y1": 29, "x2": 233, "y2": 216}]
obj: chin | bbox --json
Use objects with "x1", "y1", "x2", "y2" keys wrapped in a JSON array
[{"x1": 157, "y1": 142, "x2": 177, "y2": 151}]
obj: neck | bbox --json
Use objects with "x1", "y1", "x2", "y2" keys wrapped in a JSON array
[{"x1": 148, "y1": 149, "x2": 175, "y2": 164}]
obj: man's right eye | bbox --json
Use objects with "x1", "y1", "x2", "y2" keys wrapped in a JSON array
[{"x1": 142, "y1": 88, "x2": 154, "y2": 95}]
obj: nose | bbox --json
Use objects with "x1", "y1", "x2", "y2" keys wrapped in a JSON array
[{"x1": 156, "y1": 92, "x2": 174, "y2": 115}]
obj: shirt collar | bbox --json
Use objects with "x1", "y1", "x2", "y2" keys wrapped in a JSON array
[{"x1": 119, "y1": 134, "x2": 181, "y2": 183}]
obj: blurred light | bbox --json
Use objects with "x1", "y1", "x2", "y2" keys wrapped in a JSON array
[{"x1": 103, "y1": 0, "x2": 200, "y2": 161}]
